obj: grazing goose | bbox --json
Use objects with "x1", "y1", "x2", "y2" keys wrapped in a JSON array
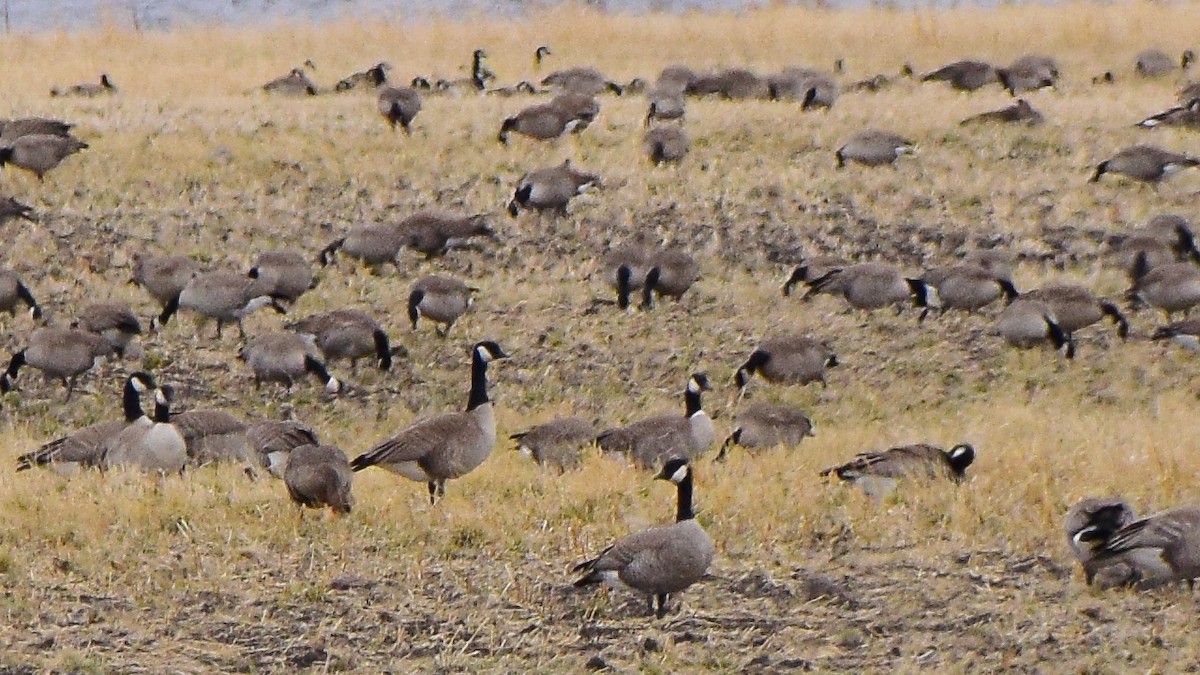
[
  {"x1": 687, "y1": 68, "x2": 768, "y2": 99},
  {"x1": 156, "y1": 270, "x2": 287, "y2": 339},
  {"x1": 640, "y1": 250, "x2": 699, "y2": 307},
  {"x1": 507, "y1": 160, "x2": 600, "y2": 218},
  {"x1": 0, "y1": 195, "x2": 33, "y2": 225},
  {"x1": 835, "y1": 130, "x2": 915, "y2": 168},
  {"x1": 0, "y1": 328, "x2": 112, "y2": 398},
  {"x1": 1090, "y1": 145, "x2": 1200, "y2": 184},
  {"x1": 1127, "y1": 260, "x2": 1200, "y2": 319},
  {"x1": 335, "y1": 62, "x2": 390, "y2": 91},
  {"x1": 717, "y1": 402, "x2": 814, "y2": 460},
  {"x1": 350, "y1": 341, "x2": 509, "y2": 503},
  {"x1": 596, "y1": 373, "x2": 715, "y2": 470},
  {"x1": 71, "y1": 302, "x2": 142, "y2": 358},
  {"x1": 511, "y1": 417, "x2": 596, "y2": 473},
  {"x1": 996, "y1": 298, "x2": 1076, "y2": 358},
  {"x1": 820, "y1": 443, "x2": 976, "y2": 497},
  {"x1": 1065, "y1": 497, "x2": 1139, "y2": 587},
  {"x1": 498, "y1": 97, "x2": 593, "y2": 144},
  {"x1": 51, "y1": 74, "x2": 117, "y2": 97},
  {"x1": 0, "y1": 134, "x2": 88, "y2": 180},
  {"x1": 319, "y1": 223, "x2": 407, "y2": 268},
  {"x1": 1082, "y1": 504, "x2": 1200, "y2": 589},
  {"x1": 959, "y1": 98, "x2": 1045, "y2": 126},
  {"x1": 798, "y1": 262, "x2": 935, "y2": 312},
  {"x1": 920, "y1": 60, "x2": 997, "y2": 91},
  {"x1": 409, "y1": 275, "x2": 475, "y2": 337},
  {"x1": 168, "y1": 408, "x2": 256, "y2": 468},
  {"x1": 0, "y1": 117, "x2": 73, "y2": 141},
  {"x1": 997, "y1": 55, "x2": 1058, "y2": 95},
  {"x1": 130, "y1": 253, "x2": 198, "y2": 315},
  {"x1": 16, "y1": 372, "x2": 156, "y2": 474},
  {"x1": 1021, "y1": 285, "x2": 1129, "y2": 339},
  {"x1": 285, "y1": 444, "x2": 354, "y2": 514},
  {"x1": 782, "y1": 256, "x2": 850, "y2": 297},
  {"x1": 1152, "y1": 317, "x2": 1200, "y2": 351},
  {"x1": 1136, "y1": 49, "x2": 1194, "y2": 78},
  {"x1": 247, "y1": 419, "x2": 320, "y2": 478},
  {"x1": 573, "y1": 458, "x2": 715, "y2": 618},
  {"x1": 1136, "y1": 99, "x2": 1200, "y2": 130},
  {"x1": 645, "y1": 87, "x2": 686, "y2": 126},
  {"x1": 0, "y1": 268, "x2": 42, "y2": 320},
  {"x1": 101, "y1": 385, "x2": 188, "y2": 474},
  {"x1": 540, "y1": 66, "x2": 622, "y2": 96},
  {"x1": 262, "y1": 67, "x2": 317, "y2": 96},
  {"x1": 377, "y1": 85, "x2": 422, "y2": 133},
  {"x1": 398, "y1": 211, "x2": 499, "y2": 258},
  {"x1": 248, "y1": 250, "x2": 314, "y2": 303},
  {"x1": 288, "y1": 308, "x2": 398, "y2": 371},
  {"x1": 735, "y1": 335, "x2": 837, "y2": 390},
  {"x1": 644, "y1": 125, "x2": 690, "y2": 165},
  {"x1": 919, "y1": 265, "x2": 1017, "y2": 316},
  {"x1": 239, "y1": 332, "x2": 342, "y2": 393},
  {"x1": 767, "y1": 67, "x2": 837, "y2": 108}
]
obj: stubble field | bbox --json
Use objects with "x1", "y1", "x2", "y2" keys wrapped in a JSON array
[{"x1": 2, "y1": 3, "x2": 1200, "y2": 672}]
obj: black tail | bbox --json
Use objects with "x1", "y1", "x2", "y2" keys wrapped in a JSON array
[
  {"x1": 373, "y1": 329, "x2": 393, "y2": 371},
  {"x1": 349, "y1": 452, "x2": 375, "y2": 472},
  {"x1": 996, "y1": 279, "x2": 1020, "y2": 304},
  {"x1": 801, "y1": 269, "x2": 842, "y2": 300},
  {"x1": 407, "y1": 289, "x2": 425, "y2": 329},
  {"x1": 1044, "y1": 315, "x2": 1076, "y2": 359}
]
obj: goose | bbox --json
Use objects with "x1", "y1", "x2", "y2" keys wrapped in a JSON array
[
  {"x1": 248, "y1": 250, "x2": 314, "y2": 303},
  {"x1": 919, "y1": 265, "x2": 1017, "y2": 316},
  {"x1": 782, "y1": 256, "x2": 850, "y2": 297},
  {"x1": 605, "y1": 244, "x2": 650, "y2": 310},
  {"x1": 797, "y1": 262, "x2": 935, "y2": 312},
  {"x1": 1065, "y1": 497, "x2": 1139, "y2": 587},
  {"x1": 156, "y1": 269, "x2": 288, "y2": 339},
  {"x1": 534, "y1": 45, "x2": 552, "y2": 68},
  {"x1": 686, "y1": 68, "x2": 768, "y2": 99},
  {"x1": 433, "y1": 49, "x2": 493, "y2": 93},
  {"x1": 596, "y1": 373, "x2": 715, "y2": 470},
  {"x1": 1020, "y1": 285, "x2": 1129, "y2": 339},
  {"x1": 100, "y1": 385, "x2": 188, "y2": 474},
  {"x1": 959, "y1": 98, "x2": 1045, "y2": 126},
  {"x1": 507, "y1": 160, "x2": 600, "y2": 218},
  {"x1": 0, "y1": 195, "x2": 33, "y2": 225},
  {"x1": 1115, "y1": 229, "x2": 1198, "y2": 284},
  {"x1": 656, "y1": 65, "x2": 698, "y2": 92},
  {"x1": 70, "y1": 302, "x2": 142, "y2": 358},
  {"x1": 0, "y1": 268, "x2": 42, "y2": 320},
  {"x1": 1152, "y1": 317, "x2": 1200, "y2": 351},
  {"x1": 997, "y1": 55, "x2": 1058, "y2": 95},
  {"x1": 820, "y1": 443, "x2": 976, "y2": 497},
  {"x1": 510, "y1": 417, "x2": 596, "y2": 473},
  {"x1": 284, "y1": 444, "x2": 354, "y2": 514},
  {"x1": 377, "y1": 85, "x2": 422, "y2": 133},
  {"x1": 645, "y1": 87, "x2": 686, "y2": 126},
  {"x1": 239, "y1": 332, "x2": 342, "y2": 394},
  {"x1": 335, "y1": 62, "x2": 390, "y2": 91},
  {"x1": 639, "y1": 250, "x2": 699, "y2": 308},
  {"x1": 996, "y1": 298, "x2": 1076, "y2": 357},
  {"x1": 498, "y1": 97, "x2": 594, "y2": 144},
  {"x1": 130, "y1": 253, "x2": 198, "y2": 315},
  {"x1": 540, "y1": 66, "x2": 623, "y2": 96},
  {"x1": 247, "y1": 419, "x2": 320, "y2": 478},
  {"x1": 16, "y1": 372, "x2": 156, "y2": 474},
  {"x1": 409, "y1": 275, "x2": 475, "y2": 337},
  {"x1": 644, "y1": 125, "x2": 690, "y2": 165},
  {"x1": 1082, "y1": 504, "x2": 1200, "y2": 589},
  {"x1": 1136, "y1": 49, "x2": 1194, "y2": 78},
  {"x1": 398, "y1": 211, "x2": 500, "y2": 258},
  {"x1": 1090, "y1": 145, "x2": 1200, "y2": 184},
  {"x1": 319, "y1": 222, "x2": 408, "y2": 268},
  {"x1": 767, "y1": 67, "x2": 837, "y2": 108},
  {"x1": 920, "y1": 60, "x2": 997, "y2": 91},
  {"x1": 735, "y1": 335, "x2": 837, "y2": 391},
  {"x1": 0, "y1": 117, "x2": 73, "y2": 141},
  {"x1": 963, "y1": 249, "x2": 1015, "y2": 280},
  {"x1": 167, "y1": 406, "x2": 257, "y2": 468},
  {"x1": 573, "y1": 458, "x2": 715, "y2": 618},
  {"x1": 550, "y1": 92, "x2": 601, "y2": 125},
  {"x1": 262, "y1": 67, "x2": 317, "y2": 96},
  {"x1": 350, "y1": 341, "x2": 508, "y2": 503},
  {"x1": 716, "y1": 403, "x2": 814, "y2": 460},
  {"x1": 487, "y1": 81, "x2": 541, "y2": 97},
  {"x1": 50, "y1": 74, "x2": 117, "y2": 97},
  {"x1": 0, "y1": 328, "x2": 112, "y2": 399},
  {"x1": 835, "y1": 130, "x2": 915, "y2": 168},
  {"x1": 0, "y1": 134, "x2": 88, "y2": 180},
  {"x1": 287, "y1": 308, "x2": 399, "y2": 371},
  {"x1": 1136, "y1": 99, "x2": 1200, "y2": 130},
  {"x1": 1127, "y1": 260, "x2": 1200, "y2": 319}
]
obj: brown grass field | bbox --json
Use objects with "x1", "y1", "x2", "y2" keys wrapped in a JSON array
[{"x1": 3, "y1": 2, "x2": 1200, "y2": 671}]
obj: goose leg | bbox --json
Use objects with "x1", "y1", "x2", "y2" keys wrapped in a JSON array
[
  {"x1": 427, "y1": 481, "x2": 438, "y2": 504},
  {"x1": 654, "y1": 593, "x2": 670, "y2": 618}
]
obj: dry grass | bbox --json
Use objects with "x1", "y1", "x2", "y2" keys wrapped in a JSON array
[{"x1": 3, "y1": 2, "x2": 1200, "y2": 672}]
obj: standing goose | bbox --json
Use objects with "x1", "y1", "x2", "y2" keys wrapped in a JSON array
[
  {"x1": 717, "y1": 403, "x2": 814, "y2": 460},
  {"x1": 377, "y1": 85, "x2": 422, "y2": 133},
  {"x1": 1065, "y1": 497, "x2": 1139, "y2": 587},
  {"x1": 1127, "y1": 260, "x2": 1200, "y2": 319},
  {"x1": 0, "y1": 134, "x2": 88, "y2": 180},
  {"x1": 1152, "y1": 317, "x2": 1200, "y2": 351},
  {"x1": 130, "y1": 253, "x2": 198, "y2": 316},
  {"x1": 398, "y1": 211, "x2": 500, "y2": 258},
  {"x1": 262, "y1": 67, "x2": 317, "y2": 96},
  {"x1": 1136, "y1": 99, "x2": 1200, "y2": 130},
  {"x1": 573, "y1": 458, "x2": 715, "y2": 618},
  {"x1": 782, "y1": 256, "x2": 850, "y2": 297},
  {"x1": 835, "y1": 130, "x2": 915, "y2": 168},
  {"x1": 409, "y1": 275, "x2": 475, "y2": 337},
  {"x1": 335, "y1": 62, "x2": 390, "y2": 91},
  {"x1": 507, "y1": 160, "x2": 600, "y2": 218},
  {"x1": 0, "y1": 268, "x2": 42, "y2": 320},
  {"x1": 0, "y1": 195, "x2": 33, "y2": 225},
  {"x1": 959, "y1": 98, "x2": 1045, "y2": 126},
  {"x1": 319, "y1": 222, "x2": 408, "y2": 268},
  {"x1": 1136, "y1": 49, "x2": 1195, "y2": 78},
  {"x1": 239, "y1": 332, "x2": 342, "y2": 394},
  {"x1": 51, "y1": 74, "x2": 117, "y2": 97},
  {"x1": 919, "y1": 264, "x2": 1017, "y2": 316},
  {"x1": 920, "y1": 60, "x2": 998, "y2": 91},
  {"x1": 248, "y1": 250, "x2": 314, "y2": 303},
  {"x1": 735, "y1": 335, "x2": 838, "y2": 391},
  {"x1": 16, "y1": 371, "x2": 156, "y2": 473},
  {"x1": 820, "y1": 443, "x2": 976, "y2": 497},
  {"x1": 643, "y1": 125, "x2": 690, "y2": 165},
  {"x1": 1021, "y1": 285, "x2": 1129, "y2": 339},
  {"x1": 1083, "y1": 505, "x2": 1200, "y2": 589},
  {"x1": 996, "y1": 298, "x2": 1076, "y2": 358},
  {"x1": 156, "y1": 269, "x2": 287, "y2": 339},
  {"x1": 596, "y1": 373, "x2": 715, "y2": 470},
  {"x1": 640, "y1": 249, "x2": 699, "y2": 307},
  {"x1": 798, "y1": 262, "x2": 935, "y2": 312},
  {"x1": 284, "y1": 444, "x2": 354, "y2": 514},
  {"x1": 511, "y1": 417, "x2": 597, "y2": 473},
  {"x1": 287, "y1": 308, "x2": 398, "y2": 371},
  {"x1": 0, "y1": 117, "x2": 73, "y2": 141},
  {"x1": 0, "y1": 328, "x2": 112, "y2": 398},
  {"x1": 100, "y1": 385, "x2": 188, "y2": 474},
  {"x1": 71, "y1": 302, "x2": 143, "y2": 358},
  {"x1": 1090, "y1": 145, "x2": 1200, "y2": 184},
  {"x1": 350, "y1": 341, "x2": 509, "y2": 503},
  {"x1": 247, "y1": 419, "x2": 320, "y2": 478}
]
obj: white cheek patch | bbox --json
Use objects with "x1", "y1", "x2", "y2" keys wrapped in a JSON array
[
  {"x1": 670, "y1": 465, "x2": 689, "y2": 483},
  {"x1": 133, "y1": 379, "x2": 149, "y2": 393},
  {"x1": 518, "y1": 445, "x2": 533, "y2": 458},
  {"x1": 154, "y1": 389, "x2": 169, "y2": 406},
  {"x1": 476, "y1": 346, "x2": 489, "y2": 362}
]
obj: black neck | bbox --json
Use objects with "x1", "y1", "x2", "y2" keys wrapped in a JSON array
[
  {"x1": 616, "y1": 265, "x2": 633, "y2": 309},
  {"x1": 122, "y1": 379, "x2": 145, "y2": 422},
  {"x1": 684, "y1": 385, "x2": 703, "y2": 417},
  {"x1": 373, "y1": 329, "x2": 393, "y2": 370},
  {"x1": 4, "y1": 350, "x2": 26, "y2": 381},
  {"x1": 641, "y1": 267, "x2": 660, "y2": 308},
  {"x1": 675, "y1": 472, "x2": 695, "y2": 522},
  {"x1": 304, "y1": 355, "x2": 333, "y2": 384},
  {"x1": 467, "y1": 352, "x2": 490, "y2": 411},
  {"x1": 152, "y1": 396, "x2": 171, "y2": 423}
]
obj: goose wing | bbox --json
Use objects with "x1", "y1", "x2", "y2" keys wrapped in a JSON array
[{"x1": 351, "y1": 411, "x2": 473, "y2": 470}]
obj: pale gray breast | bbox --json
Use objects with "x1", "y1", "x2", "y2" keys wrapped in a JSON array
[
  {"x1": 621, "y1": 520, "x2": 714, "y2": 594},
  {"x1": 997, "y1": 299, "x2": 1057, "y2": 346}
]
